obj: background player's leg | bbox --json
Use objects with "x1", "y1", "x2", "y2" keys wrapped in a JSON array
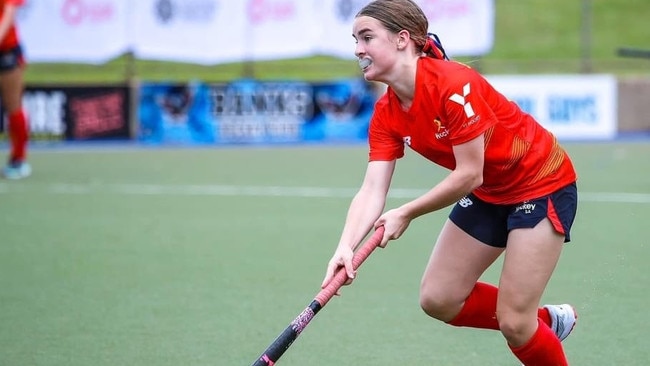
[{"x1": 1, "y1": 64, "x2": 30, "y2": 179}]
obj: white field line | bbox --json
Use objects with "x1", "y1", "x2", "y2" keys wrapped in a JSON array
[{"x1": 0, "y1": 182, "x2": 649, "y2": 204}]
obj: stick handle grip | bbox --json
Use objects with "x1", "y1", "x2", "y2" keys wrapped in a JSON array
[{"x1": 314, "y1": 226, "x2": 384, "y2": 306}]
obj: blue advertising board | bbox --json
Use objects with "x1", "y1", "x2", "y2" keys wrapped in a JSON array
[{"x1": 138, "y1": 79, "x2": 377, "y2": 145}]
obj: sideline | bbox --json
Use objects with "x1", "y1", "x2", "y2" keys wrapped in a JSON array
[
  {"x1": 1, "y1": 182, "x2": 648, "y2": 204},
  {"x1": 1, "y1": 133, "x2": 649, "y2": 154}
]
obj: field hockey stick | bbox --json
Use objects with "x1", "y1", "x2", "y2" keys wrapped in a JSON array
[{"x1": 251, "y1": 226, "x2": 385, "y2": 366}]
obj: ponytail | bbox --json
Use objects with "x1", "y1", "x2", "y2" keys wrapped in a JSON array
[{"x1": 422, "y1": 33, "x2": 449, "y2": 60}]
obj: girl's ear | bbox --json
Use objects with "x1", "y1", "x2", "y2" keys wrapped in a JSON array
[{"x1": 396, "y1": 29, "x2": 411, "y2": 50}]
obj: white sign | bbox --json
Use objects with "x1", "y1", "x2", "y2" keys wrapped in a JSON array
[{"x1": 488, "y1": 74, "x2": 618, "y2": 140}]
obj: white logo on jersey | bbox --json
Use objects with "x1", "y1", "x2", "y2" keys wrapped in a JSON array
[
  {"x1": 458, "y1": 196, "x2": 473, "y2": 208},
  {"x1": 403, "y1": 136, "x2": 411, "y2": 146},
  {"x1": 449, "y1": 83, "x2": 475, "y2": 118}
]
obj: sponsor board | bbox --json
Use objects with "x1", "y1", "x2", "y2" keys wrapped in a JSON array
[
  {"x1": 137, "y1": 79, "x2": 375, "y2": 144},
  {"x1": 0, "y1": 85, "x2": 131, "y2": 141}
]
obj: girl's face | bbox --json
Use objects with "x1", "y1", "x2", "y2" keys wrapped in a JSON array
[{"x1": 352, "y1": 16, "x2": 399, "y2": 83}]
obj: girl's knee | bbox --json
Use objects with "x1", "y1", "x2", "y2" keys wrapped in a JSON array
[
  {"x1": 497, "y1": 312, "x2": 538, "y2": 345},
  {"x1": 419, "y1": 290, "x2": 459, "y2": 321}
]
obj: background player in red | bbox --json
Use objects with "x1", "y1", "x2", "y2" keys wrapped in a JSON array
[
  {"x1": 321, "y1": 0, "x2": 579, "y2": 365},
  {"x1": 0, "y1": 0, "x2": 29, "y2": 179}
]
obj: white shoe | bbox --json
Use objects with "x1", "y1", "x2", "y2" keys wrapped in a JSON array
[
  {"x1": 2, "y1": 161, "x2": 31, "y2": 180},
  {"x1": 544, "y1": 303, "x2": 577, "y2": 341}
]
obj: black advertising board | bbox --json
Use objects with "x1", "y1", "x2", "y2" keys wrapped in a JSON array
[{"x1": 0, "y1": 85, "x2": 131, "y2": 141}]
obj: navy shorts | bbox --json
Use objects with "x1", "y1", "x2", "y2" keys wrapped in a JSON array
[
  {"x1": 449, "y1": 183, "x2": 578, "y2": 248},
  {"x1": 0, "y1": 45, "x2": 25, "y2": 72}
]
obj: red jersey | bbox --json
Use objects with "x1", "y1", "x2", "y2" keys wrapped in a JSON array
[
  {"x1": 368, "y1": 57, "x2": 577, "y2": 204},
  {"x1": 0, "y1": 0, "x2": 24, "y2": 50}
]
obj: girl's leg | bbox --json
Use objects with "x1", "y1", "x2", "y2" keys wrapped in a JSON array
[
  {"x1": 421, "y1": 210, "x2": 562, "y2": 331},
  {"x1": 419, "y1": 219, "x2": 504, "y2": 323},
  {"x1": 499, "y1": 218, "x2": 568, "y2": 365}
]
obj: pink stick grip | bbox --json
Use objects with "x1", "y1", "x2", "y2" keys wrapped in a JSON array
[{"x1": 314, "y1": 226, "x2": 385, "y2": 307}]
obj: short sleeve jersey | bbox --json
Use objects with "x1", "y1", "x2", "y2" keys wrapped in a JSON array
[
  {"x1": 0, "y1": 0, "x2": 24, "y2": 50},
  {"x1": 368, "y1": 57, "x2": 576, "y2": 204}
]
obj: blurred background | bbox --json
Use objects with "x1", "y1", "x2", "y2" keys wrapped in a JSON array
[
  {"x1": 21, "y1": 0, "x2": 650, "y2": 81},
  {"x1": 6, "y1": 0, "x2": 649, "y2": 144}
]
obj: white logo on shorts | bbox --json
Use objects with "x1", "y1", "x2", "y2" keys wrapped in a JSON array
[
  {"x1": 458, "y1": 196, "x2": 473, "y2": 208},
  {"x1": 515, "y1": 201, "x2": 536, "y2": 214}
]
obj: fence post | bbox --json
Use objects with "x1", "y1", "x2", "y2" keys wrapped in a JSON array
[
  {"x1": 124, "y1": 50, "x2": 139, "y2": 140},
  {"x1": 580, "y1": 0, "x2": 593, "y2": 73}
]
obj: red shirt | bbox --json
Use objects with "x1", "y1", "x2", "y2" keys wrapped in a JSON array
[
  {"x1": 368, "y1": 57, "x2": 577, "y2": 204},
  {"x1": 0, "y1": 0, "x2": 24, "y2": 50}
]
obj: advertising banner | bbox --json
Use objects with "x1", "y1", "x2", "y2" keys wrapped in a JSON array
[
  {"x1": 488, "y1": 74, "x2": 618, "y2": 140},
  {"x1": 246, "y1": 0, "x2": 320, "y2": 61},
  {"x1": 132, "y1": 0, "x2": 318, "y2": 64},
  {"x1": 137, "y1": 79, "x2": 376, "y2": 144},
  {"x1": 17, "y1": 0, "x2": 494, "y2": 64},
  {"x1": 317, "y1": 0, "x2": 495, "y2": 59},
  {"x1": 0, "y1": 85, "x2": 131, "y2": 141},
  {"x1": 17, "y1": 0, "x2": 130, "y2": 64},
  {"x1": 131, "y1": 0, "x2": 246, "y2": 64}
]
